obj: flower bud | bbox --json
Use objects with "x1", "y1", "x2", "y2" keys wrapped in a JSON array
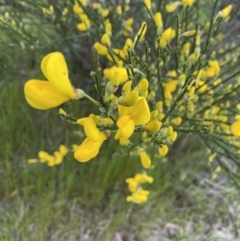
[{"x1": 158, "y1": 145, "x2": 168, "y2": 157}]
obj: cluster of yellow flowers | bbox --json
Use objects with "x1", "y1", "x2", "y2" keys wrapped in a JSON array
[
  {"x1": 28, "y1": 144, "x2": 69, "y2": 167},
  {"x1": 24, "y1": 0, "x2": 240, "y2": 203},
  {"x1": 126, "y1": 173, "x2": 153, "y2": 204}
]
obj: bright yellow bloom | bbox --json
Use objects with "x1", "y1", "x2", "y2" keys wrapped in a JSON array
[
  {"x1": 182, "y1": 42, "x2": 191, "y2": 56},
  {"x1": 24, "y1": 52, "x2": 79, "y2": 110},
  {"x1": 145, "y1": 120, "x2": 162, "y2": 132},
  {"x1": 137, "y1": 78, "x2": 149, "y2": 92},
  {"x1": 94, "y1": 42, "x2": 108, "y2": 55},
  {"x1": 27, "y1": 158, "x2": 38, "y2": 164},
  {"x1": 104, "y1": 66, "x2": 128, "y2": 84},
  {"x1": 101, "y1": 33, "x2": 110, "y2": 46},
  {"x1": 158, "y1": 145, "x2": 168, "y2": 157},
  {"x1": 73, "y1": 3, "x2": 83, "y2": 14},
  {"x1": 231, "y1": 120, "x2": 240, "y2": 137},
  {"x1": 123, "y1": 18, "x2": 134, "y2": 35},
  {"x1": 115, "y1": 115, "x2": 135, "y2": 140},
  {"x1": 126, "y1": 189, "x2": 150, "y2": 204},
  {"x1": 59, "y1": 145, "x2": 68, "y2": 156},
  {"x1": 219, "y1": 5, "x2": 232, "y2": 19},
  {"x1": 126, "y1": 178, "x2": 138, "y2": 192},
  {"x1": 160, "y1": 28, "x2": 175, "y2": 48},
  {"x1": 205, "y1": 60, "x2": 220, "y2": 77},
  {"x1": 122, "y1": 81, "x2": 132, "y2": 95},
  {"x1": 171, "y1": 117, "x2": 182, "y2": 126},
  {"x1": 144, "y1": 0, "x2": 151, "y2": 9},
  {"x1": 165, "y1": 1, "x2": 181, "y2": 12},
  {"x1": 77, "y1": 14, "x2": 91, "y2": 31},
  {"x1": 101, "y1": 9, "x2": 109, "y2": 18},
  {"x1": 77, "y1": 117, "x2": 100, "y2": 141},
  {"x1": 116, "y1": 5, "x2": 122, "y2": 15},
  {"x1": 135, "y1": 173, "x2": 153, "y2": 183},
  {"x1": 165, "y1": 80, "x2": 178, "y2": 93},
  {"x1": 74, "y1": 132, "x2": 107, "y2": 162},
  {"x1": 115, "y1": 98, "x2": 151, "y2": 140},
  {"x1": 121, "y1": 90, "x2": 139, "y2": 106},
  {"x1": 154, "y1": 12, "x2": 163, "y2": 28},
  {"x1": 168, "y1": 131, "x2": 178, "y2": 142},
  {"x1": 182, "y1": 0, "x2": 194, "y2": 7},
  {"x1": 182, "y1": 30, "x2": 196, "y2": 37},
  {"x1": 140, "y1": 150, "x2": 151, "y2": 169},
  {"x1": 135, "y1": 22, "x2": 147, "y2": 42}
]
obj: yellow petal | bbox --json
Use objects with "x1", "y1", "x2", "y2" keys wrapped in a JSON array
[
  {"x1": 140, "y1": 151, "x2": 151, "y2": 169},
  {"x1": 219, "y1": 5, "x2": 232, "y2": 19},
  {"x1": 41, "y1": 52, "x2": 75, "y2": 99},
  {"x1": 24, "y1": 80, "x2": 71, "y2": 110},
  {"x1": 83, "y1": 117, "x2": 100, "y2": 141},
  {"x1": 122, "y1": 90, "x2": 139, "y2": 106},
  {"x1": 158, "y1": 145, "x2": 168, "y2": 157},
  {"x1": 59, "y1": 145, "x2": 68, "y2": 156},
  {"x1": 103, "y1": 66, "x2": 128, "y2": 84},
  {"x1": 231, "y1": 120, "x2": 240, "y2": 137},
  {"x1": 165, "y1": 1, "x2": 181, "y2": 12},
  {"x1": 145, "y1": 120, "x2": 162, "y2": 132},
  {"x1": 116, "y1": 115, "x2": 135, "y2": 139},
  {"x1": 182, "y1": 0, "x2": 194, "y2": 7},
  {"x1": 118, "y1": 98, "x2": 150, "y2": 125},
  {"x1": 165, "y1": 80, "x2": 178, "y2": 93},
  {"x1": 94, "y1": 42, "x2": 108, "y2": 55},
  {"x1": 74, "y1": 132, "x2": 107, "y2": 162}
]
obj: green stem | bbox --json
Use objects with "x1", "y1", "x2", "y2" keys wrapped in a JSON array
[{"x1": 84, "y1": 93, "x2": 100, "y2": 106}]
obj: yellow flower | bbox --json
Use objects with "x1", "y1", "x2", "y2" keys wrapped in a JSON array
[
  {"x1": 160, "y1": 27, "x2": 175, "y2": 48},
  {"x1": 59, "y1": 144, "x2": 68, "y2": 156},
  {"x1": 122, "y1": 81, "x2": 132, "y2": 95},
  {"x1": 171, "y1": 117, "x2": 182, "y2": 126},
  {"x1": 205, "y1": 60, "x2": 220, "y2": 77},
  {"x1": 219, "y1": 5, "x2": 232, "y2": 19},
  {"x1": 231, "y1": 120, "x2": 240, "y2": 137},
  {"x1": 116, "y1": 5, "x2": 122, "y2": 15},
  {"x1": 101, "y1": 33, "x2": 111, "y2": 46},
  {"x1": 104, "y1": 66, "x2": 128, "y2": 84},
  {"x1": 158, "y1": 145, "x2": 168, "y2": 157},
  {"x1": 120, "y1": 90, "x2": 139, "y2": 106},
  {"x1": 94, "y1": 42, "x2": 108, "y2": 55},
  {"x1": 135, "y1": 173, "x2": 154, "y2": 184},
  {"x1": 145, "y1": 120, "x2": 162, "y2": 132},
  {"x1": 27, "y1": 158, "x2": 38, "y2": 164},
  {"x1": 144, "y1": 0, "x2": 151, "y2": 9},
  {"x1": 126, "y1": 178, "x2": 138, "y2": 192},
  {"x1": 73, "y1": 3, "x2": 83, "y2": 14},
  {"x1": 115, "y1": 98, "x2": 151, "y2": 140},
  {"x1": 77, "y1": 117, "x2": 100, "y2": 141},
  {"x1": 126, "y1": 190, "x2": 150, "y2": 204},
  {"x1": 154, "y1": 12, "x2": 163, "y2": 28},
  {"x1": 74, "y1": 132, "x2": 107, "y2": 162},
  {"x1": 115, "y1": 115, "x2": 135, "y2": 140},
  {"x1": 139, "y1": 151, "x2": 151, "y2": 169},
  {"x1": 182, "y1": 30, "x2": 196, "y2": 37},
  {"x1": 134, "y1": 22, "x2": 147, "y2": 42},
  {"x1": 77, "y1": 14, "x2": 91, "y2": 31},
  {"x1": 165, "y1": 1, "x2": 181, "y2": 12},
  {"x1": 137, "y1": 78, "x2": 149, "y2": 93},
  {"x1": 24, "y1": 52, "x2": 80, "y2": 110},
  {"x1": 182, "y1": 0, "x2": 194, "y2": 7},
  {"x1": 165, "y1": 80, "x2": 178, "y2": 93}
]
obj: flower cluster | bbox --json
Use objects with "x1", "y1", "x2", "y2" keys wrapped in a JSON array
[
  {"x1": 126, "y1": 173, "x2": 153, "y2": 204},
  {"x1": 24, "y1": 0, "x2": 240, "y2": 203},
  {"x1": 28, "y1": 144, "x2": 69, "y2": 167}
]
